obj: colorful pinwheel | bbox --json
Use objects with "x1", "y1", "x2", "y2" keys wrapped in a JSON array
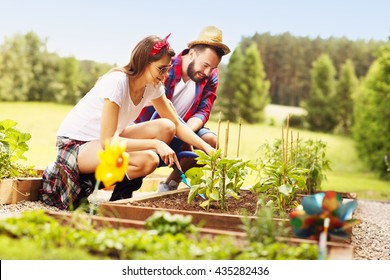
[
  {"x1": 95, "y1": 136, "x2": 129, "y2": 188},
  {"x1": 289, "y1": 191, "x2": 361, "y2": 240}
]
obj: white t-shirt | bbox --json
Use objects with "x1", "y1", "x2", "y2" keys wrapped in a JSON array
[
  {"x1": 171, "y1": 79, "x2": 196, "y2": 118},
  {"x1": 57, "y1": 71, "x2": 164, "y2": 141}
]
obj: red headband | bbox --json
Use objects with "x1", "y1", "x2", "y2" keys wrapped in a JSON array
[{"x1": 150, "y1": 33, "x2": 171, "y2": 56}]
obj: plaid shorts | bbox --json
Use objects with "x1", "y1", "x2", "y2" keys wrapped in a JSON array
[{"x1": 39, "y1": 136, "x2": 93, "y2": 210}]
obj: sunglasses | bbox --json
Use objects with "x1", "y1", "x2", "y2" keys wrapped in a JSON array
[{"x1": 152, "y1": 64, "x2": 172, "y2": 76}]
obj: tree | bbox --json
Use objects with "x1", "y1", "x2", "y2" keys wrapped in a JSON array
[
  {"x1": 0, "y1": 34, "x2": 32, "y2": 101},
  {"x1": 0, "y1": 32, "x2": 59, "y2": 102},
  {"x1": 216, "y1": 46, "x2": 244, "y2": 122},
  {"x1": 23, "y1": 32, "x2": 58, "y2": 101},
  {"x1": 78, "y1": 60, "x2": 112, "y2": 97},
  {"x1": 303, "y1": 54, "x2": 338, "y2": 132},
  {"x1": 353, "y1": 44, "x2": 390, "y2": 180},
  {"x1": 335, "y1": 59, "x2": 359, "y2": 134},
  {"x1": 236, "y1": 43, "x2": 270, "y2": 123},
  {"x1": 55, "y1": 56, "x2": 83, "y2": 104}
]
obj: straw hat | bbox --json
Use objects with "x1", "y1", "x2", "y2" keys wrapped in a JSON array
[{"x1": 187, "y1": 26, "x2": 230, "y2": 55}]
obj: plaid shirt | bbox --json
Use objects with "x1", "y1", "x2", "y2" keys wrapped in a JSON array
[{"x1": 135, "y1": 49, "x2": 219, "y2": 124}]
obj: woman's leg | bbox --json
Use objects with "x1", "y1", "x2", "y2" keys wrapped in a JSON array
[{"x1": 121, "y1": 118, "x2": 176, "y2": 143}]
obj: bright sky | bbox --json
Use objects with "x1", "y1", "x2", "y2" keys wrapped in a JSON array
[{"x1": 1, "y1": 0, "x2": 389, "y2": 65}]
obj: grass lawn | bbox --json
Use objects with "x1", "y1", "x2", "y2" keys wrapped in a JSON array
[{"x1": 1, "y1": 101, "x2": 389, "y2": 201}]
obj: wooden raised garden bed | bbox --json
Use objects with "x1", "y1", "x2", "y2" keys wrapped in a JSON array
[
  {"x1": 99, "y1": 188, "x2": 356, "y2": 256},
  {"x1": 99, "y1": 188, "x2": 289, "y2": 232},
  {"x1": 100, "y1": 188, "x2": 357, "y2": 234}
]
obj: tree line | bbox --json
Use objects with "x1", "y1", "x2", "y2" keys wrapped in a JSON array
[
  {"x1": 0, "y1": 32, "x2": 112, "y2": 104},
  {"x1": 243, "y1": 32, "x2": 383, "y2": 106}
]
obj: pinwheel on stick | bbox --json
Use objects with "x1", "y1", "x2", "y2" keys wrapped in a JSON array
[{"x1": 290, "y1": 191, "x2": 361, "y2": 240}]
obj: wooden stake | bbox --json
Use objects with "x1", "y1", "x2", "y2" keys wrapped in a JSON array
[
  {"x1": 236, "y1": 119, "x2": 242, "y2": 157},
  {"x1": 217, "y1": 111, "x2": 222, "y2": 150},
  {"x1": 296, "y1": 131, "x2": 299, "y2": 165},
  {"x1": 224, "y1": 120, "x2": 230, "y2": 157},
  {"x1": 285, "y1": 114, "x2": 290, "y2": 164},
  {"x1": 291, "y1": 130, "x2": 293, "y2": 165},
  {"x1": 282, "y1": 126, "x2": 285, "y2": 165}
]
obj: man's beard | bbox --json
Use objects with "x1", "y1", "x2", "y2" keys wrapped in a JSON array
[{"x1": 187, "y1": 61, "x2": 206, "y2": 83}]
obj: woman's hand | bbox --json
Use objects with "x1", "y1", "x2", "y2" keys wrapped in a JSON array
[
  {"x1": 204, "y1": 144, "x2": 215, "y2": 156},
  {"x1": 154, "y1": 140, "x2": 181, "y2": 169}
]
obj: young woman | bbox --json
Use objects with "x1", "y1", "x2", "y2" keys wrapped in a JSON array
[{"x1": 40, "y1": 34, "x2": 214, "y2": 210}]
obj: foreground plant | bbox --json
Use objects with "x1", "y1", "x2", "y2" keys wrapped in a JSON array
[
  {"x1": 144, "y1": 211, "x2": 195, "y2": 235},
  {"x1": 0, "y1": 210, "x2": 318, "y2": 260}
]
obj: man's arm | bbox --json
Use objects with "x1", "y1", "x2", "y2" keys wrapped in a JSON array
[{"x1": 186, "y1": 117, "x2": 204, "y2": 132}]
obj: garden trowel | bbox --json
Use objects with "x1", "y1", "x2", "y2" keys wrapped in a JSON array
[{"x1": 173, "y1": 164, "x2": 205, "y2": 199}]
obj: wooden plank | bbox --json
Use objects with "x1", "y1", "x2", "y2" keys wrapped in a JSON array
[
  {"x1": 100, "y1": 203, "x2": 264, "y2": 232},
  {"x1": 46, "y1": 210, "x2": 249, "y2": 237}
]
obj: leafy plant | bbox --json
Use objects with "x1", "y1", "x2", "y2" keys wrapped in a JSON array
[
  {"x1": 186, "y1": 149, "x2": 255, "y2": 211},
  {"x1": 255, "y1": 138, "x2": 331, "y2": 196},
  {"x1": 144, "y1": 211, "x2": 195, "y2": 235},
  {"x1": 0, "y1": 119, "x2": 37, "y2": 179},
  {"x1": 253, "y1": 115, "x2": 332, "y2": 212},
  {"x1": 254, "y1": 159, "x2": 308, "y2": 212},
  {"x1": 252, "y1": 122, "x2": 307, "y2": 211},
  {"x1": 295, "y1": 139, "x2": 332, "y2": 193}
]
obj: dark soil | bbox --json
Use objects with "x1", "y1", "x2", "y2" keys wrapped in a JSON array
[
  {"x1": 130, "y1": 190, "x2": 356, "y2": 217},
  {"x1": 131, "y1": 190, "x2": 259, "y2": 216}
]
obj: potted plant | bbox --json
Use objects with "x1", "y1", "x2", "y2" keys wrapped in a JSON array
[{"x1": 0, "y1": 119, "x2": 40, "y2": 204}]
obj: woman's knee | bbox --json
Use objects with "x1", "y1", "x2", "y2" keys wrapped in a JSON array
[
  {"x1": 156, "y1": 119, "x2": 176, "y2": 142},
  {"x1": 140, "y1": 150, "x2": 160, "y2": 174}
]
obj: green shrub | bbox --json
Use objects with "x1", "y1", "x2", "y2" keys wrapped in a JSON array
[{"x1": 286, "y1": 114, "x2": 306, "y2": 129}]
